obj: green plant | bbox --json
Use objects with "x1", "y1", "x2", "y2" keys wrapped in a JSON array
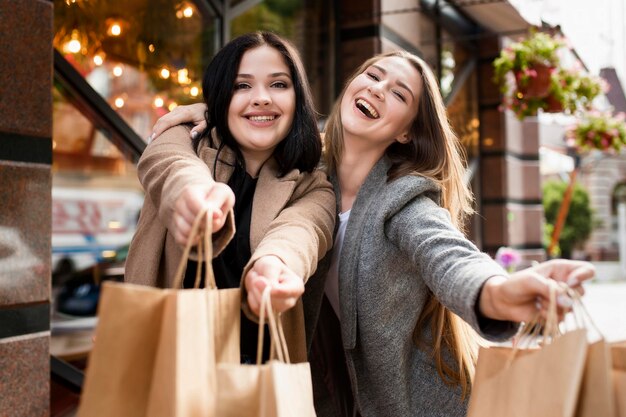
[
  {"x1": 542, "y1": 180, "x2": 594, "y2": 258},
  {"x1": 493, "y1": 31, "x2": 604, "y2": 120},
  {"x1": 566, "y1": 111, "x2": 626, "y2": 153},
  {"x1": 493, "y1": 31, "x2": 564, "y2": 95}
]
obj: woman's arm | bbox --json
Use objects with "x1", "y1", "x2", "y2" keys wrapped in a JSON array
[
  {"x1": 139, "y1": 124, "x2": 234, "y2": 247},
  {"x1": 150, "y1": 103, "x2": 207, "y2": 142},
  {"x1": 243, "y1": 170, "x2": 336, "y2": 315},
  {"x1": 386, "y1": 198, "x2": 594, "y2": 330}
]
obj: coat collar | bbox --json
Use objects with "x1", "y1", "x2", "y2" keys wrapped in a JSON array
[
  {"x1": 198, "y1": 128, "x2": 300, "y2": 251},
  {"x1": 335, "y1": 156, "x2": 392, "y2": 350}
]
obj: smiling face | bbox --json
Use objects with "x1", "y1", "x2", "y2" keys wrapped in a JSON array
[
  {"x1": 227, "y1": 45, "x2": 296, "y2": 167},
  {"x1": 340, "y1": 56, "x2": 422, "y2": 152}
]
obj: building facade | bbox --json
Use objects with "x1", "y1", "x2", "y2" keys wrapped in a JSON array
[{"x1": 0, "y1": 0, "x2": 547, "y2": 413}]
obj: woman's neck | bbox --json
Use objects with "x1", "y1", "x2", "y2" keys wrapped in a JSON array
[{"x1": 337, "y1": 133, "x2": 386, "y2": 212}]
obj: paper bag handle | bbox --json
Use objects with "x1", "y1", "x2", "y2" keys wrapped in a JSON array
[
  {"x1": 172, "y1": 206, "x2": 217, "y2": 289},
  {"x1": 256, "y1": 286, "x2": 291, "y2": 365}
]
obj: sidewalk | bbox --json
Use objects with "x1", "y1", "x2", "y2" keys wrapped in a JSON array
[{"x1": 581, "y1": 279, "x2": 626, "y2": 342}]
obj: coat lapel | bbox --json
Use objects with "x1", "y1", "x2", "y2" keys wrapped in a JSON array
[
  {"x1": 337, "y1": 157, "x2": 391, "y2": 350},
  {"x1": 197, "y1": 130, "x2": 236, "y2": 183},
  {"x1": 250, "y1": 159, "x2": 299, "y2": 251}
]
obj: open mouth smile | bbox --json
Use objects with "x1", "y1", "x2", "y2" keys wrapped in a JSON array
[
  {"x1": 355, "y1": 98, "x2": 379, "y2": 119},
  {"x1": 246, "y1": 115, "x2": 278, "y2": 122}
]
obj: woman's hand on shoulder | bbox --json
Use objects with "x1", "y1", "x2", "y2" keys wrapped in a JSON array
[
  {"x1": 173, "y1": 182, "x2": 235, "y2": 245},
  {"x1": 150, "y1": 103, "x2": 208, "y2": 142},
  {"x1": 245, "y1": 255, "x2": 305, "y2": 316},
  {"x1": 478, "y1": 259, "x2": 595, "y2": 323}
]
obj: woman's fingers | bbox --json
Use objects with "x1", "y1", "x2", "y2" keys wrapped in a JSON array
[{"x1": 151, "y1": 103, "x2": 207, "y2": 140}]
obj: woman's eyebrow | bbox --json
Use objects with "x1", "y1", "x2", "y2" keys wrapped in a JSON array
[{"x1": 236, "y1": 72, "x2": 292, "y2": 79}]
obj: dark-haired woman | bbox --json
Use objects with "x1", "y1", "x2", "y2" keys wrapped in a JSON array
[{"x1": 124, "y1": 31, "x2": 335, "y2": 363}]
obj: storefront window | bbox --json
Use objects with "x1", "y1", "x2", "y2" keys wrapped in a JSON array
[
  {"x1": 441, "y1": 36, "x2": 479, "y2": 160},
  {"x1": 53, "y1": 0, "x2": 217, "y2": 140},
  {"x1": 50, "y1": 0, "x2": 219, "y2": 289}
]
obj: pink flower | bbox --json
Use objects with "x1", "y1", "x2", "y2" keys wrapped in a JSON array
[{"x1": 495, "y1": 247, "x2": 522, "y2": 272}]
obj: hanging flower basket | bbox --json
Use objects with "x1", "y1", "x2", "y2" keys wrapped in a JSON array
[
  {"x1": 514, "y1": 63, "x2": 555, "y2": 98},
  {"x1": 493, "y1": 30, "x2": 605, "y2": 120},
  {"x1": 566, "y1": 111, "x2": 626, "y2": 153}
]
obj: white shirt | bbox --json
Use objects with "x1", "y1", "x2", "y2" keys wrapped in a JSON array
[{"x1": 324, "y1": 209, "x2": 351, "y2": 320}]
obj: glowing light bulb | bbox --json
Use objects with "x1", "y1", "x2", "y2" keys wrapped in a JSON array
[
  {"x1": 168, "y1": 102, "x2": 178, "y2": 111},
  {"x1": 67, "y1": 39, "x2": 81, "y2": 53},
  {"x1": 177, "y1": 68, "x2": 190, "y2": 84},
  {"x1": 110, "y1": 23, "x2": 122, "y2": 36},
  {"x1": 93, "y1": 54, "x2": 104, "y2": 66},
  {"x1": 154, "y1": 97, "x2": 164, "y2": 108},
  {"x1": 148, "y1": 44, "x2": 155, "y2": 53},
  {"x1": 113, "y1": 65, "x2": 123, "y2": 77},
  {"x1": 114, "y1": 97, "x2": 125, "y2": 108},
  {"x1": 160, "y1": 68, "x2": 170, "y2": 79},
  {"x1": 190, "y1": 86, "x2": 199, "y2": 97},
  {"x1": 183, "y1": 7, "x2": 193, "y2": 17}
]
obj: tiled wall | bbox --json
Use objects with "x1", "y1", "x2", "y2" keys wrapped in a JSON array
[{"x1": 0, "y1": 0, "x2": 52, "y2": 415}]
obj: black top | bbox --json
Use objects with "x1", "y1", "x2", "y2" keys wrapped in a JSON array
[{"x1": 184, "y1": 163, "x2": 270, "y2": 363}]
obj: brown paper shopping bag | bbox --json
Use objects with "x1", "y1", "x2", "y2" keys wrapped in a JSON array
[
  {"x1": 78, "y1": 208, "x2": 240, "y2": 417},
  {"x1": 613, "y1": 342, "x2": 626, "y2": 417},
  {"x1": 216, "y1": 287, "x2": 317, "y2": 417},
  {"x1": 468, "y1": 288, "x2": 588, "y2": 417}
]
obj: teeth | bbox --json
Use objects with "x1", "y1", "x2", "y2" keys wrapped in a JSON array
[
  {"x1": 356, "y1": 99, "x2": 379, "y2": 119},
  {"x1": 249, "y1": 115, "x2": 276, "y2": 122}
]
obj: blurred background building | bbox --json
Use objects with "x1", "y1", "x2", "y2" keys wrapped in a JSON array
[{"x1": 0, "y1": 0, "x2": 624, "y2": 415}]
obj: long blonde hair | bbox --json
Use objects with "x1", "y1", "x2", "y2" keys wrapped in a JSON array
[{"x1": 324, "y1": 51, "x2": 480, "y2": 398}]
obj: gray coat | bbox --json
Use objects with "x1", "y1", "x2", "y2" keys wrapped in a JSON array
[{"x1": 329, "y1": 156, "x2": 515, "y2": 417}]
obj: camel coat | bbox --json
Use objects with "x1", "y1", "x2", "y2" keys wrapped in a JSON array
[{"x1": 125, "y1": 125, "x2": 336, "y2": 362}]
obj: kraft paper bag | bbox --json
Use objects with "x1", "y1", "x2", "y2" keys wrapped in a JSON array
[
  {"x1": 78, "y1": 208, "x2": 240, "y2": 417},
  {"x1": 468, "y1": 329, "x2": 588, "y2": 417},
  {"x1": 77, "y1": 282, "x2": 169, "y2": 417},
  {"x1": 216, "y1": 287, "x2": 316, "y2": 417},
  {"x1": 469, "y1": 286, "x2": 616, "y2": 417},
  {"x1": 468, "y1": 287, "x2": 588, "y2": 417},
  {"x1": 576, "y1": 339, "x2": 615, "y2": 417},
  {"x1": 613, "y1": 342, "x2": 626, "y2": 417}
]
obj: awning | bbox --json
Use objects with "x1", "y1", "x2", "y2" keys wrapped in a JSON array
[{"x1": 450, "y1": 0, "x2": 534, "y2": 34}]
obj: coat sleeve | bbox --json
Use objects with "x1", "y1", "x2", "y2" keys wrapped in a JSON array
[
  {"x1": 244, "y1": 169, "x2": 335, "y2": 282},
  {"x1": 385, "y1": 197, "x2": 517, "y2": 341},
  {"x1": 240, "y1": 169, "x2": 336, "y2": 318},
  {"x1": 137, "y1": 125, "x2": 234, "y2": 255}
]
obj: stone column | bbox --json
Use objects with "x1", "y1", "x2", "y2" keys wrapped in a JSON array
[
  {"x1": 477, "y1": 36, "x2": 545, "y2": 266},
  {"x1": 0, "y1": 1, "x2": 52, "y2": 414}
]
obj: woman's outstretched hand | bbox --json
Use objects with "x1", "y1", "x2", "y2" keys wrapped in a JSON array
[
  {"x1": 173, "y1": 182, "x2": 235, "y2": 245},
  {"x1": 479, "y1": 259, "x2": 596, "y2": 323},
  {"x1": 150, "y1": 103, "x2": 208, "y2": 142},
  {"x1": 245, "y1": 256, "x2": 305, "y2": 315}
]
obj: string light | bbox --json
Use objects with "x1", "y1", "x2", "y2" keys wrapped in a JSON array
[
  {"x1": 190, "y1": 86, "x2": 199, "y2": 97},
  {"x1": 160, "y1": 68, "x2": 170, "y2": 79},
  {"x1": 112, "y1": 65, "x2": 123, "y2": 77},
  {"x1": 183, "y1": 6, "x2": 193, "y2": 17},
  {"x1": 148, "y1": 44, "x2": 155, "y2": 53},
  {"x1": 153, "y1": 97, "x2": 164, "y2": 108},
  {"x1": 114, "y1": 97, "x2": 125, "y2": 108},
  {"x1": 93, "y1": 54, "x2": 104, "y2": 66},
  {"x1": 168, "y1": 102, "x2": 178, "y2": 111},
  {"x1": 177, "y1": 68, "x2": 190, "y2": 84},
  {"x1": 110, "y1": 23, "x2": 121, "y2": 36}
]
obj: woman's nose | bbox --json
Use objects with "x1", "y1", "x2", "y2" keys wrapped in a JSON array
[
  {"x1": 368, "y1": 82, "x2": 385, "y2": 100},
  {"x1": 252, "y1": 87, "x2": 271, "y2": 106}
]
